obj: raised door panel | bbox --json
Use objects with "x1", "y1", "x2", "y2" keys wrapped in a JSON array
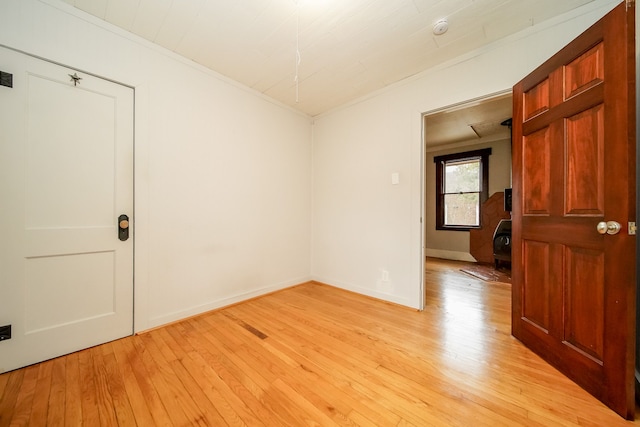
[
  {"x1": 522, "y1": 240, "x2": 551, "y2": 332},
  {"x1": 564, "y1": 246, "x2": 605, "y2": 363},
  {"x1": 565, "y1": 105, "x2": 604, "y2": 216},
  {"x1": 564, "y1": 43, "x2": 604, "y2": 100},
  {"x1": 523, "y1": 78, "x2": 549, "y2": 120},
  {"x1": 522, "y1": 127, "x2": 551, "y2": 215}
]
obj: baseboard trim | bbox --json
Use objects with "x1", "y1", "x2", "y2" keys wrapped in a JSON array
[
  {"x1": 309, "y1": 275, "x2": 418, "y2": 309},
  {"x1": 142, "y1": 276, "x2": 310, "y2": 332},
  {"x1": 425, "y1": 249, "x2": 476, "y2": 262}
]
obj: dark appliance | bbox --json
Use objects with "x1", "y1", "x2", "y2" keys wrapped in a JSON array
[{"x1": 493, "y1": 219, "x2": 512, "y2": 269}]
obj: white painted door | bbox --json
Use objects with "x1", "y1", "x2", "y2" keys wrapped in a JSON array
[{"x1": 0, "y1": 47, "x2": 134, "y2": 373}]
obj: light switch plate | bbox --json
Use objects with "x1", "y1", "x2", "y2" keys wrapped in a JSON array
[{"x1": 391, "y1": 172, "x2": 400, "y2": 185}]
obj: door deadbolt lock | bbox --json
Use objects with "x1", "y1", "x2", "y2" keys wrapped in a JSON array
[
  {"x1": 118, "y1": 214, "x2": 130, "y2": 241},
  {"x1": 596, "y1": 220, "x2": 621, "y2": 235}
]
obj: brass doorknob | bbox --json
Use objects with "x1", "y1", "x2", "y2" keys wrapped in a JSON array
[
  {"x1": 119, "y1": 219, "x2": 129, "y2": 229},
  {"x1": 596, "y1": 221, "x2": 621, "y2": 235}
]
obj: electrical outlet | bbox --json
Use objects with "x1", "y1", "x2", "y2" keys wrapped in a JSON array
[{"x1": 0, "y1": 325, "x2": 11, "y2": 341}]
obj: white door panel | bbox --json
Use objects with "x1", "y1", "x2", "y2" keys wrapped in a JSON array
[
  {"x1": 26, "y1": 73, "x2": 117, "y2": 229},
  {"x1": 25, "y1": 252, "x2": 116, "y2": 332},
  {"x1": 0, "y1": 47, "x2": 133, "y2": 373}
]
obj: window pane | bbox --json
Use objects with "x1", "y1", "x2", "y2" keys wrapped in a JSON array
[
  {"x1": 444, "y1": 159, "x2": 480, "y2": 193},
  {"x1": 444, "y1": 193, "x2": 480, "y2": 226}
]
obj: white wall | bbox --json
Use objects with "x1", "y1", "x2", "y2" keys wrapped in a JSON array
[
  {"x1": 311, "y1": 0, "x2": 620, "y2": 309},
  {"x1": 425, "y1": 138, "x2": 512, "y2": 262},
  {"x1": 0, "y1": 0, "x2": 313, "y2": 331}
]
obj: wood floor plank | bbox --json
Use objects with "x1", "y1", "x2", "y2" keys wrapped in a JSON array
[
  {"x1": 77, "y1": 349, "x2": 100, "y2": 427},
  {"x1": 0, "y1": 371, "x2": 8, "y2": 403},
  {"x1": 236, "y1": 301, "x2": 441, "y2": 424},
  {"x1": 151, "y1": 326, "x2": 231, "y2": 425},
  {"x1": 46, "y1": 357, "x2": 66, "y2": 427},
  {"x1": 235, "y1": 296, "x2": 510, "y2": 426},
  {"x1": 142, "y1": 330, "x2": 223, "y2": 426},
  {"x1": 110, "y1": 338, "x2": 157, "y2": 426},
  {"x1": 130, "y1": 334, "x2": 195, "y2": 426},
  {"x1": 243, "y1": 319, "x2": 410, "y2": 424},
  {"x1": 7, "y1": 364, "x2": 38, "y2": 426},
  {"x1": 346, "y1": 410, "x2": 380, "y2": 427},
  {"x1": 63, "y1": 352, "x2": 82, "y2": 426},
  {"x1": 28, "y1": 360, "x2": 53, "y2": 426},
  {"x1": 193, "y1": 315, "x2": 272, "y2": 394},
  {"x1": 89, "y1": 345, "x2": 118, "y2": 426},
  {"x1": 114, "y1": 336, "x2": 173, "y2": 427},
  {"x1": 186, "y1": 318, "x2": 291, "y2": 426},
  {"x1": 198, "y1": 319, "x2": 309, "y2": 427},
  {"x1": 1, "y1": 258, "x2": 639, "y2": 425},
  {"x1": 240, "y1": 340, "x2": 355, "y2": 426},
  {"x1": 227, "y1": 303, "x2": 402, "y2": 423},
  {"x1": 258, "y1": 329, "x2": 401, "y2": 426},
  {"x1": 270, "y1": 377, "x2": 339, "y2": 426},
  {"x1": 166, "y1": 322, "x2": 264, "y2": 427},
  {"x1": 0, "y1": 369, "x2": 24, "y2": 427}
]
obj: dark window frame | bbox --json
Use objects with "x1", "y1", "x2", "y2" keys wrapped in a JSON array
[{"x1": 434, "y1": 148, "x2": 491, "y2": 231}]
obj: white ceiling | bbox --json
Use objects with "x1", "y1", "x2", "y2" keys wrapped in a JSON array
[
  {"x1": 425, "y1": 93, "x2": 512, "y2": 149},
  {"x1": 61, "y1": 0, "x2": 595, "y2": 117}
]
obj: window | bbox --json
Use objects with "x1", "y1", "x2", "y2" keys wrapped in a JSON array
[{"x1": 434, "y1": 148, "x2": 491, "y2": 231}]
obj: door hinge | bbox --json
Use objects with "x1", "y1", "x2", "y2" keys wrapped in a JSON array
[
  {"x1": 627, "y1": 0, "x2": 635, "y2": 10},
  {"x1": 0, "y1": 71, "x2": 12, "y2": 88},
  {"x1": 629, "y1": 222, "x2": 637, "y2": 235}
]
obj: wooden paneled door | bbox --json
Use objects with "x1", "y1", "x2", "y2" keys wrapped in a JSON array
[{"x1": 512, "y1": 2, "x2": 636, "y2": 419}]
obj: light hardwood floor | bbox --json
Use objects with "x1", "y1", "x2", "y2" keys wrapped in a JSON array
[{"x1": 1, "y1": 258, "x2": 639, "y2": 426}]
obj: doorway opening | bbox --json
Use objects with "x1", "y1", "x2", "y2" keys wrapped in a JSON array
[{"x1": 422, "y1": 91, "x2": 513, "y2": 301}]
